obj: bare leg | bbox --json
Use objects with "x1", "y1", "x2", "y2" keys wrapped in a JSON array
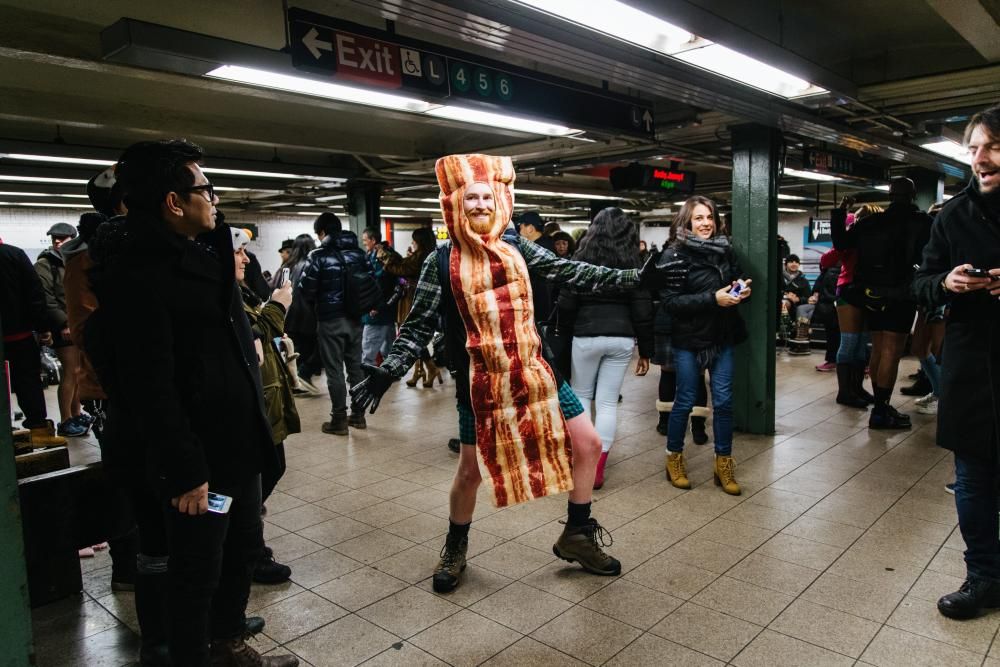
[
  {"x1": 565, "y1": 413, "x2": 602, "y2": 504},
  {"x1": 448, "y1": 445, "x2": 482, "y2": 524},
  {"x1": 875, "y1": 332, "x2": 907, "y2": 392},
  {"x1": 54, "y1": 345, "x2": 81, "y2": 423}
]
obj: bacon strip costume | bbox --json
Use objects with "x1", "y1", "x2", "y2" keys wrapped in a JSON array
[{"x1": 436, "y1": 154, "x2": 573, "y2": 507}]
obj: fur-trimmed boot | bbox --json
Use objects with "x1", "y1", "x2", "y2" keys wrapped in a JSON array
[{"x1": 655, "y1": 400, "x2": 672, "y2": 435}]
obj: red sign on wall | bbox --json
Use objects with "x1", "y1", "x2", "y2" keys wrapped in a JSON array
[{"x1": 333, "y1": 32, "x2": 402, "y2": 89}]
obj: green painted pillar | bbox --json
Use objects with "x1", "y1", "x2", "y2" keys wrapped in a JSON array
[
  {"x1": 730, "y1": 124, "x2": 781, "y2": 434},
  {"x1": 345, "y1": 181, "x2": 383, "y2": 238},
  {"x1": 905, "y1": 167, "x2": 944, "y2": 211},
  {"x1": 0, "y1": 327, "x2": 35, "y2": 666}
]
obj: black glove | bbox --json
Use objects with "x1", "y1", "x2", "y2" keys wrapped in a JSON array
[{"x1": 350, "y1": 363, "x2": 397, "y2": 414}]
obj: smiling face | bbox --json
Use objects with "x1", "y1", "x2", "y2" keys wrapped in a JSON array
[
  {"x1": 689, "y1": 203, "x2": 716, "y2": 239},
  {"x1": 463, "y1": 181, "x2": 496, "y2": 234},
  {"x1": 969, "y1": 124, "x2": 1000, "y2": 194}
]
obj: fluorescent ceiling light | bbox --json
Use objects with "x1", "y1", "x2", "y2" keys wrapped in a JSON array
[
  {"x1": 920, "y1": 139, "x2": 970, "y2": 165},
  {"x1": 214, "y1": 186, "x2": 283, "y2": 193},
  {"x1": 0, "y1": 201, "x2": 91, "y2": 208},
  {"x1": 873, "y1": 184, "x2": 890, "y2": 192},
  {"x1": 518, "y1": 188, "x2": 622, "y2": 201},
  {"x1": 0, "y1": 191, "x2": 89, "y2": 198},
  {"x1": 315, "y1": 194, "x2": 347, "y2": 202},
  {"x1": 426, "y1": 106, "x2": 579, "y2": 136},
  {"x1": 381, "y1": 206, "x2": 442, "y2": 212},
  {"x1": 778, "y1": 193, "x2": 809, "y2": 201},
  {"x1": 674, "y1": 45, "x2": 826, "y2": 98},
  {"x1": 1, "y1": 153, "x2": 113, "y2": 167},
  {"x1": 942, "y1": 194, "x2": 953, "y2": 200},
  {"x1": 201, "y1": 167, "x2": 333, "y2": 181},
  {"x1": 0, "y1": 175, "x2": 89, "y2": 184},
  {"x1": 778, "y1": 207, "x2": 807, "y2": 213},
  {"x1": 783, "y1": 167, "x2": 841, "y2": 182}
]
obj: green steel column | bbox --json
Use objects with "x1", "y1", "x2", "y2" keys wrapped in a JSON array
[
  {"x1": 730, "y1": 124, "x2": 781, "y2": 434},
  {"x1": 0, "y1": 325, "x2": 35, "y2": 666}
]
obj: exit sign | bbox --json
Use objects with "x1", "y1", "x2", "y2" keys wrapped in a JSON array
[{"x1": 610, "y1": 164, "x2": 697, "y2": 194}]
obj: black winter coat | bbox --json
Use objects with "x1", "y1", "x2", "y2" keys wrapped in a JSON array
[
  {"x1": 913, "y1": 182, "x2": 1000, "y2": 459},
  {"x1": 782, "y1": 271, "x2": 811, "y2": 302},
  {"x1": 298, "y1": 231, "x2": 369, "y2": 321},
  {"x1": 87, "y1": 213, "x2": 277, "y2": 498},
  {"x1": 659, "y1": 240, "x2": 748, "y2": 352},
  {"x1": 834, "y1": 202, "x2": 932, "y2": 296},
  {"x1": 558, "y1": 287, "x2": 654, "y2": 358},
  {"x1": 284, "y1": 258, "x2": 316, "y2": 335},
  {"x1": 0, "y1": 241, "x2": 50, "y2": 337}
]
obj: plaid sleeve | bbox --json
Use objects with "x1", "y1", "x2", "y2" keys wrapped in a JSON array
[
  {"x1": 518, "y1": 237, "x2": 639, "y2": 289},
  {"x1": 380, "y1": 252, "x2": 441, "y2": 378}
]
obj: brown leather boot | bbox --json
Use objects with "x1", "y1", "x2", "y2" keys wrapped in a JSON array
[
  {"x1": 210, "y1": 637, "x2": 298, "y2": 666},
  {"x1": 665, "y1": 452, "x2": 690, "y2": 489},
  {"x1": 28, "y1": 419, "x2": 67, "y2": 447},
  {"x1": 406, "y1": 359, "x2": 425, "y2": 387},
  {"x1": 714, "y1": 455, "x2": 741, "y2": 495}
]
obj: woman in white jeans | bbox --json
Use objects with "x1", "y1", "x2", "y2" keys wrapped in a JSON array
[{"x1": 558, "y1": 207, "x2": 654, "y2": 489}]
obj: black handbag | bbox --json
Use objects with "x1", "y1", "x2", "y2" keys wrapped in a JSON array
[{"x1": 538, "y1": 304, "x2": 573, "y2": 381}]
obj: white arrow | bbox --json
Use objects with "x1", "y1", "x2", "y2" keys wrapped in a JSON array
[
  {"x1": 811, "y1": 224, "x2": 819, "y2": 240},
  {"x1": 303, "y1": 27, "x2": 332, "y2": 60},
  {"x1": 642, "y1": 109, "x2": 653, "y2": 132}
]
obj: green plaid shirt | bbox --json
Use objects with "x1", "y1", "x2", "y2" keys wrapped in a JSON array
[{"x1": 380, "y1": 235, "x2": 640, "y2": 378}]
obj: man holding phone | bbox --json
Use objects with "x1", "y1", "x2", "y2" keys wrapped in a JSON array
[{"x1": 914, "y1": 104, "x2": 1000, "y2": 620}]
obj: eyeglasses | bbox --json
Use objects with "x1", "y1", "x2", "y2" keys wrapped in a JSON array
[{"x1": 183, "y1": 183, "x2": 216, "y2": 202}]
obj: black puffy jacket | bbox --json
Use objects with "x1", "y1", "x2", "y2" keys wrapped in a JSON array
[
  {"x1": 558, "y1": 287, "x2": 654, "y2": 358},
  {"x1": 658, "y1": 238, "x2": 748, "y2": 352},
  {"x1": 0, "y1": 241, "x2": 50, "y2": 337},
  {"x1": 298, "y1": 231, "x2": 369, "y2": 321}
]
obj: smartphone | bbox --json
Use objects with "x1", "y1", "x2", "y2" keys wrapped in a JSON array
[
  {"x1": 963, "y1": 268, "x2": 992, "y2": 279},
  {"x1": 729, "y1": 279, "x2": 747, "y2": 297},
  {"x1": 207, "y1": 492, "x2": 233, "y2": 514},
  {"x1": 280, "y1": 267, "x2": 291, "y2": 285}
]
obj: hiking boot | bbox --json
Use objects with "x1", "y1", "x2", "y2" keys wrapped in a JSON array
[
  {"x1": 594, "y1": 451, "x2": 608, "y2": 490},
  {"x1": 209, "y1": 637, "x2": 298, "y2": 666},
  {"x1": 713, "y1": 455, "x2": 741, "y2": 495},
  {"x1": 938, "y1": 577, "x2": 1000, "y2": 620},
  {"x1": 665, "y1": 452, "x2": 690, "y2": 489},
  {"x1": 253, "y1": 546, "x2": 292, "y2": 585},
  {"x1": 347, "y1": 413, "x2": 367, "y2": 429},
  {"x1": 552, "y1": 518, "x2": 621, "y2": 576},
  {"x1": 432, "y1": 533, "x2": 468, "y2": 593},
  {"x1": 691, "y1": 418, "x2": 709, "y2": 445},
  {"x1": 869, "y1": 409, "x2": 911, "y2": 430},
  {"x1": 28, "y1": 420, "x2": 67, "y2": 447},
  {"x1": 322, "y1": 412, "x2": 348, "y2": 436}
]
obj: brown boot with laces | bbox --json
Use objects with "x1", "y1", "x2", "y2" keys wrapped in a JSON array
[
  {"x1": 714, "y1": 455, "x2": 741, "y2": 495},
  {"x1": 432, "y1": 533, "x2": 468, "y2": 593},
  {"x1": 552, "y1": 518, "x2": 621, "y2": 576},
  {"x1": 665, "y1": 452, "x2": 691, "y2": 489},
  {"x1": 210, "y1": 637, "x2": 298, "y2": 666}
]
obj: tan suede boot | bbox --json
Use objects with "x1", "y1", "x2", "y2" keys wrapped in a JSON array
[
  {"x1": 28, "y1": 420, "x2": 67, "y2": 447},
  {"x1": 406, "y1": 359, "x2": 425, "y2": 387},
  {"x1": 714, "y1": 455, "x2": 741, "y2": 495},
  {"x1": 665, "y1": 452, "x2": 690, "y2": 489}
]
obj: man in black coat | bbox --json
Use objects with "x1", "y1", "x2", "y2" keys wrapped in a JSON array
[
  {"x1": 88, "y1": 139, "x2": 296, "y2": 667},
  {"x1": 914, "y1": 104, "x2": 1000, "y2": 621}
]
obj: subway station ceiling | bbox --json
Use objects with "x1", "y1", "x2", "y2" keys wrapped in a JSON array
[{"x1": 0, "y1": 0, "x2": 996, "y2": 222}]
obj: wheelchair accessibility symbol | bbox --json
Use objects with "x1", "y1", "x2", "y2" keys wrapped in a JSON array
[{"x1": 401, "y1": 48, "x2": 422, "y2": 77}]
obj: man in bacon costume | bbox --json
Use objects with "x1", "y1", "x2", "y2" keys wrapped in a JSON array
[{"x1": 353, "y1": 154, "x2": 647, "y2": 593}]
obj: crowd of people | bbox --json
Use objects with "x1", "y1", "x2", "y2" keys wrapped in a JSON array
[{"x1": 0, "y1": 102, "x2": 998, "y2": 664}]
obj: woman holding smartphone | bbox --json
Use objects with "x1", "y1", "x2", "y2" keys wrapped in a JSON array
[{"x1": 657, "y1": 196, "x2": 751, "y2": 495}]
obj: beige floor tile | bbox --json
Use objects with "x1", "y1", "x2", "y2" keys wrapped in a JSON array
[
  {"x1": 263, "y1": 490, "x2": 309, "y2": 514},
  {"x1": 470, "y1": 581, "x2": 574, "y2": 634},
  {"x1": 312, "y1": 567, "x2": 408, "y2": 612},
  {"x1": 296, "y1": 515, "x2": 376, "y2": 547},
  {"x1": 781, "y1": 515, "x2": 864, "y2": 548},
  {"x1": 262, "y1": 521, "x2": 290, "y2": 541},
  {"x1": 732, "y1": 629, "x2": 854, "y2": 666},
  {"x1": 804, "y1": 496, "x2": 886, "y2": 529},
  {"x1": 927, "y1": 547, "x2": 967, "y2": 578},
  {"x1": 358, "y1": 478, "x2": 426, "y2": 500},
  {"x1": 826, "y1": 548, "x2": 924, "y2": 593},
  {"x1": 725, "y1": 553, "x2": 820, "y2": 596},
  {"x1": 275, "y1": 470, "x2": 324, "y2": 492},
  {"x1": 800, "y1": 572, "x2": 906, "y2": 623},
  {"x1": 768, "y1": 598, "x2": 880, "y2": 658},
  {"x1": 519, "y1": 560, "x2": 618, "y2": 603},
  {"x1": 246, "y1": 581, "x2": 306, "y2": 614},
  {"x1": 382, "y1": 512, "x2": 449, "y2": 543},
  {"x1": 347, "y1": 501, "x2": 420, "y2": 528},
  {"x1": 394, "y1": 487, "x2": 451, "y2": 513},
  {"x1": 410, "y1": 609, "x2": 521, "y2": 666},
  {"x1": 479, "y1": 637, "x2": 587, "y2": 666},
  {"x1": 265, "y1": 533, "x2": 326, "y2": 563},
  {"x1": 256, "y1": 590, "x2": 347, "y2": 644},
  {"x1": 357, "y1": 586, "x2": 461, "y2": 638},
  {"x1": 745, "y1": 487, "x2": 819, "y2": 514},
  {"x1": 721, "y1": 502, "x2": 801, "y2": 531},
  {"x1": 579, "y1": 579, "x2": 683, "y2": 629},
  {"x1": 850, "y1": 533, "x2": 940, "y2": 568},
  {"x1": 868, "y1": 512, "x2": 955, "y2": 545},
  {"x1": 329, "y1": 468, "x2": 392, "y2": 490},
  {"x1": 861, "y1": 626, "x2": 984, "y2": 667},
  {"x1": 662, "y1": 535, "x2": 752, "y2": 574},
  {"x1": 648, "y1": 602, "x2": 762, "y2": 662},
  {"x1": 469, "y1": 541, "x2": 554, "y2": 579},
  {"x1": 288, "y1": 549, "x2": 364, "y2": 589},
  {"x1": 624, "y1": 554, "x2": 717, "y2": 599},
  {"x1": 755, "y1": 532, "x2": 845, "y2": 570},
  {"x1": 371, "y1": 544, "x2": 440, "y2": 584},
  {"x1": 531, "y1": 606, "x2": 642, "y2": 665},
  {"x1": 605, "y1": 633, "x2": 724, "y2": 666},
  {"x1": 315, "y1": 489, "x2": 384, "y2": 514},
  {"x1": 691, "y1": 575, "x2": 794, "y2": 626},
  {"x1": 331, "y1": 530, "x2": 415, "y2": 564},
  {"x1": 287, "y1": 614, "x2": 400, "y2": 667},
  {"x1": 267, "y1": 504, "x2": 339, "y2": 532},
  {"x1": 908, "y1": 569, "x2": 966, "y2": 603},
  {"x1": 283, "y1": 480, "x2": 350, "y2": 503},
  {"x1": 415, "y1": 563, "x2": 512, "y2": 607},
  {"x1": 95, "y1": 592, "x2": 139, "y2": 635},
  {"x1": 768, "y1": 473, "x2": 843, "y2": 499},
  {"x1": 360, "y1": 641, "x2": 448, "y2": 666},
  {"x1": 887, "y1": 595, "x2": 1000, "y2": 653}
]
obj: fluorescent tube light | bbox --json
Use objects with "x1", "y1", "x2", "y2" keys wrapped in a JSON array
[
  {"x1": 874, "y1": 184, "x2": 890, "y2": 192},
  {"x1": 518, "y1": 188, "x2": 622, "y2": 201},
  {"x1": 778, "y1": 193, "x2": 809, "y2": 201},
  {"x1": 425, "y1": 106, "x2": 580, "y2": 136},
  {"x1": 381, "y1": 206, "x2": 442, "y2": 212},
  {"x1": 0, "y1": 201, "x2": 92, "y2": 208},
  {"x1": 920, "y1": 139, "x2": 970, "y2": 164},
  {"x1": 207, "y1": 65, "x2": 436, "y2": 113},
  {"x1": 0, "y1": 175, "x2": 89, "y2": 184},
  {"x1": 783, "y1": 167, "x2": 841, "y2": 182},
  {"x1": 1, "y1": 153, "x2": 113, "y2": 166},
  {"x1": 674, "y1": 45, "x2": 826, "y2": 98},
  {"x1": 778, "y1": 207, "x2": 807, "y2": 213},
  {"x1": 214, "y1": 186, "x2": 283, "y2": 193},
  {"x1": 315, "y1": 194, "x2": 348, "y2": 202},
  {"x1": 0, "y1": 191, "x2": 89, "y2": 198},
  {"x1": 201, "y1": 167, "x2": 334, "y2": 181}
]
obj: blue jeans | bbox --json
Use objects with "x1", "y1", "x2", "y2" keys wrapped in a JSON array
[
  {"x1": 361, "y1": 323, "x2": 395, "y2": 366},
  {"x1": 667, "y1": 346, "x2": 734, "y2": 455},
  {"x1": 954, "y1": 452, "x2": 1000, "y2": 581}
]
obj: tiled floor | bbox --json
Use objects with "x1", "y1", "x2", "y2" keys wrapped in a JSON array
[{"x1": 28, "y1": 352, "x2": 992, "y2": 666}]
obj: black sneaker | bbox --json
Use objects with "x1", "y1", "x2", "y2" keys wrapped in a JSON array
[
  {"x1": 938, "y1": 577, "x2": 1000, "y2": 619},
  {"x1": 869, "y1": 410, "x2": 911, "y2": 430},
  {"x1": 888, "y1": 405, "x2": 911, "y2": 423},
  {"x1": 253, "y1": 547, "x2": 292, "y2": 585},
  {"x1": 552, "y1": 518, "x2": 621, "y2": 576},
  {"x1": 432, "y1": 533, "x2": 468, "y2": 593}
]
